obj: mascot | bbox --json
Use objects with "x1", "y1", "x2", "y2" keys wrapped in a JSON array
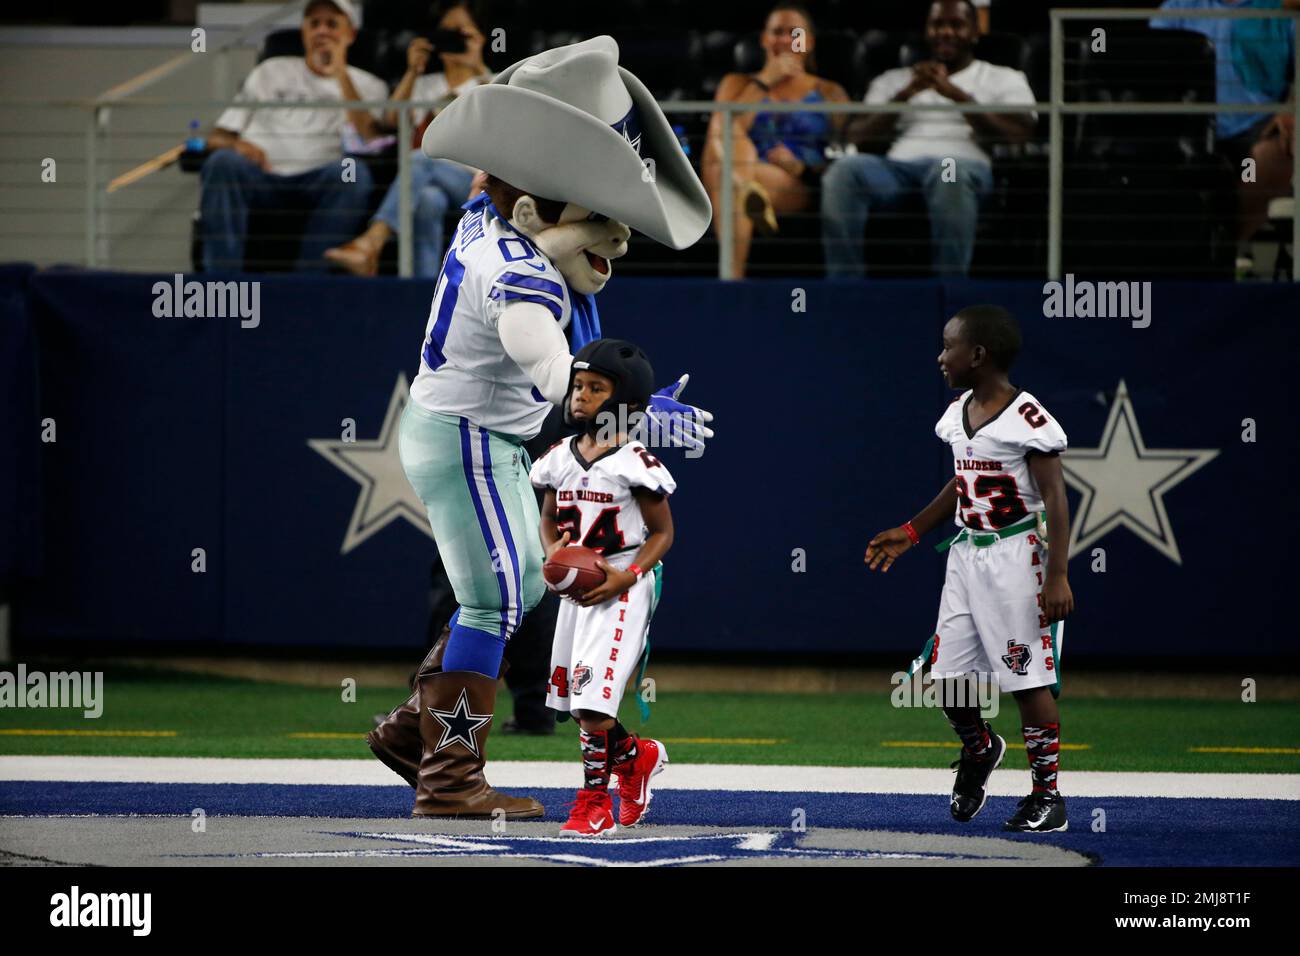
[{"x1": 366, "y1": 36, "x2": 713, "y2": 819}]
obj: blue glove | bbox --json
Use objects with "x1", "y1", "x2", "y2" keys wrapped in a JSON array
[{"x1": 644, "y1": 374, "x2": 714, "y2": 455}]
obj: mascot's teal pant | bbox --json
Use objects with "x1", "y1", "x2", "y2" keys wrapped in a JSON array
[{"x1": 399, "y1": 403, "x2": 546, "y2": 672}]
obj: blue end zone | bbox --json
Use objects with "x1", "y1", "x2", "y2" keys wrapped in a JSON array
[{"x1": 2, "y1": 782, "x2": 1297, "y2": 866}]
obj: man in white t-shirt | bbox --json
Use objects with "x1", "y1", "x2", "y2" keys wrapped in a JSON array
[
  {"x1": 821, "y1": 0, "x2": 1035, "y2": 277},
  {"x1": 199, "y1": 0, "x2": 389, "y2": 272}
]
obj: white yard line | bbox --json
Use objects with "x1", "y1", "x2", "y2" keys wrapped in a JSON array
[{"x1": 1, "y1": 756, "x2": 1297, "y2": 800}]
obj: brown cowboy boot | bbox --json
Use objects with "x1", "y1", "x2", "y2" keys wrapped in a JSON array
[
  {"x1": 365, "y1": 634, "x2": 446, "y2": 788},
  {"x1": 411, "y1": 669, "x2": 543, "y2": 818},
  {"x1": 366, "y1": 629, "x2": 512, "y2": 788}
]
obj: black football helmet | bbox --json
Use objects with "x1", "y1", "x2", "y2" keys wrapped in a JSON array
[{"x1": 564, "y1": 338, "x2": 655, "y2": 430}]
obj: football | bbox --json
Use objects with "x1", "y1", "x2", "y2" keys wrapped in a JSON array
[{"x1": 543, "y1": 545, "x2": 606, "y2": 597}]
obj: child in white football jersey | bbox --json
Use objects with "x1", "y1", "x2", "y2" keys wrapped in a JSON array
[
  {"x1": 530, "y1": 338, "x2": 675, "y2": 836},
  {"x1": 865, "y1": 305, "x2": 1075, "y2": 833}
]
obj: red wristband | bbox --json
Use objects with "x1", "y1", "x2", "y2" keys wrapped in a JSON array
[
  {"x1": 902, "y1": 522, "x2": 920, "y2": 546},
  {"x1": 627, "y1": 564, "x2": 644, "y2": 579}
]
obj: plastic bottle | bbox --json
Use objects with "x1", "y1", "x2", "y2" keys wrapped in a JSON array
[{"x1": 185, "y1": 119, "x2": 206, "y2": 152}]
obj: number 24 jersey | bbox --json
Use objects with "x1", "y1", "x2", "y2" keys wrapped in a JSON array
[
  {"x1": 529, "y1": 438, "x2": 676, "y2": 561},
  {"x1": 936, "y1": 389, "x2": 1068, "y2": 531}
]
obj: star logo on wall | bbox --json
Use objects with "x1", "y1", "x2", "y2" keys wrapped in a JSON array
[
  {"x1": 308, "y1": 373, "x2": 434, "y2": 554},
  {"x1": 428, "y1": 689, "x2": 493, "y2": 757},
  {"x1": 1061, "y1": 380, "x2": 1218, "y2": 565}
]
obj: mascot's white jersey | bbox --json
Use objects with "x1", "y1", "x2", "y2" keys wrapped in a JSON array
[
  {"x1": 410, "y1": 204, "x2": 573, "y2": 437},
  {"x1": 935, "y1": 389, "x2": 1068, "y2": 531},
  {"x1": 530, "y1": 437, "x2": 676, "y2": 566}
]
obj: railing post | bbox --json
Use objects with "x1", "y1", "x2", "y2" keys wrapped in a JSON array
[
  {"x1": 215, "y1": 48, "x2": 231, "y2": 102},
  {"x1": 1048, "y1": 11, "x2": 1064, "y2": 281},
  {"x1": 1293, "y1": 26, "x2": 1299, "y2": 281},
  {"x1": 85, "y1": 105, "x2": 99, "y2": 268},
  {"x1": 719, "y1": 104, "x2": 734, "y2": 280},
  {"x1": 397, "y1": 107, "x2": 413, "y2": 279}
]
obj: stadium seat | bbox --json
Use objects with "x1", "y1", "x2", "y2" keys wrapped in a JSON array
[
  {"x1": 974, "y1": 30, "x2": 1029, "y2": 72},
  {"x1": 852, "y1": 31, "x2": 920, "y2": 94},
  {"x1": 694, "y1": 29, "x2": 739, "y2": 98},
  {"x1": 614, "y1": 29, "x2": 704, "y2": 101},
  {"x1": 1063, "y1": 24, "x2": 1233, "y2": 277}
]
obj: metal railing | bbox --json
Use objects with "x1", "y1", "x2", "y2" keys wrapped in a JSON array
[
  {"x1": 9, "y1": 5, "x2": 1299, "y2": 279},
  {"x1": 1048, "y1": 6, "x2": 1300, "y2": 280}
]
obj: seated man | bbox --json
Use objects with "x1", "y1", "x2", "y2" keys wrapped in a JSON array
[
  {"x1": 199, "y1": 0, "x2": 389, "y2": 272},
  {"x1": 821, "y1": 0, "x2": 1034, "y2": 277}
]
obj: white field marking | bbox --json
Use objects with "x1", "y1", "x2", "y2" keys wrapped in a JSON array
[{"x1": 0, "y1": 756, "x2": 1297, "y2": 800}]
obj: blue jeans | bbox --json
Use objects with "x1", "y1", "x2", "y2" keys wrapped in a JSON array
[
  {"x1": 199, "y1": 149, "x2": 375, "y2": 273},
  {"x1": 821, "y1": 154, "x2": 993, "y2": 277},
  {"x1": 374, "y1": 152, "x2": 476, "y2": 278}
]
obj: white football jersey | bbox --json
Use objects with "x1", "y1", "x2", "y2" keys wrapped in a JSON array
[
  {"x1": 529, "y1": 437, "x2": 677, "y2": 566},
  {"x1": 409, "y1": 204, "x2": 575, "y2": 437},
  {"x1": 935, "y1": 389, "x2": 1068, "y2": 531}
]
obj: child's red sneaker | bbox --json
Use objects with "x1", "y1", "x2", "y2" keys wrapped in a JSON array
[
  {"x1": 616, "y1": 738, "x2": 668, "y2": 827},
  {"x1": 558, "y1": 789, "x2": 616, "y2": 837}
]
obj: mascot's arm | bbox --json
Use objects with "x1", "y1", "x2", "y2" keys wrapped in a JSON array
[{"x1": 497, "y1": 301, "x2": 573, "y2": 406}]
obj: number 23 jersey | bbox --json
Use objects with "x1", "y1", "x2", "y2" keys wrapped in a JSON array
[
  {"x1": 936, "y1": 389, "x2": 1068, "y2": 531},
  {"x1": 530, "y1": 438, "x2": 676, "y2": 562}
]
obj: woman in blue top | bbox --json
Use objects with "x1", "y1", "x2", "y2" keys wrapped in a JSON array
[{"x1": 701, "y1": 4, "x2": 849, "y2": 278}]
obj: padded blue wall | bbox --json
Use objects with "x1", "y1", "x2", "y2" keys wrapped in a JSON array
[{"x1": 4, "y1": 269, "x2": 1295, "y2": 656}]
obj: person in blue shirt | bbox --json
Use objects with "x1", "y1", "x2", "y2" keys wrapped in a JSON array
[{"x1": 1151, "y1": 0, "x2": 1296, "y2": 270}]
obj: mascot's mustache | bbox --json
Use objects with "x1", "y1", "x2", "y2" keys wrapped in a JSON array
[{"x1": 533, "y1": 219, "x2": 631, "y2": 267}]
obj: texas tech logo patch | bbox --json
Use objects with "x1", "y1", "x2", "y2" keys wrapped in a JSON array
[
  {"x1": 571, "y1": 663, "x2": 593, "y2": 696},
  {"x1": 1001, "y1": 640, "x2": 1032, "y2": 676}
]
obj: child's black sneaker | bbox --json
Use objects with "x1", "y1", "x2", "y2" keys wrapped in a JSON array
[
  {"x1": 1003, "y1": 790, "x2": 1068, "y2": 833},
  {"x1": 949, "y1": 725, "x2": 1006, "y2": 822}
]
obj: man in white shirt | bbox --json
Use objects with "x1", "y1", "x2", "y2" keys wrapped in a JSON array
[
  {"x1": 821, "y1": 0, "x2": 1035, "y2": 277},
  {"x1": 199, "y1": 0, "x2": 390, "y2": 272}
]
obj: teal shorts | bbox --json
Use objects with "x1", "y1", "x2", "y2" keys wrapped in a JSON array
[{"x1": 398, "y1": 402, "x2": 546, "y2": 639}]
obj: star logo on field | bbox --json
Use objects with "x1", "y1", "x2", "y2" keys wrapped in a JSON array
[
  {"x1": 308, "y1": 373, "x2": 433, "y2": 554},
  {"x1": 428, "y1": 689, "x2": 493, "y2": 757},
  {"x1": 249, "y1": 830, "x2": 991, "y2": 866},
  {"x1": 1061, "y1": 381, "x2": 1218, "y2": 565}
]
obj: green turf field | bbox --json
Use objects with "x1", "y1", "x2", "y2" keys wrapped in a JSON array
[{"x1": 2, "y1": 667, "x2": 1297, "y2": 773}]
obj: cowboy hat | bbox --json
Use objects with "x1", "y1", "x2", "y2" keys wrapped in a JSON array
[{"x1": 421, "y1": 35, "x2": 711, "y2": 250}]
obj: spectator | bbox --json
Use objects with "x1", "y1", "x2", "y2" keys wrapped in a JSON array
[
  {"x1": 821, "y1": 0, "x2": 1034, "y2": 278},
  {"x1": 325, "y1": 1, "x2": 493, "y2": 277},
  {"x1": 700, "y1": 4, "x2": 849, "y2": 279},
  {"x1": 1151, "y1": 0, "x2": 1295, "y2": 276},
  {"x1": 199, "y1": 0, "x2": 388, "y2": 273}
]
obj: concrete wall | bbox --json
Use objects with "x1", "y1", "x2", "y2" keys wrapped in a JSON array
[{"x1": 0, "y1": 12, "x2": 276, "y2": 271}]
